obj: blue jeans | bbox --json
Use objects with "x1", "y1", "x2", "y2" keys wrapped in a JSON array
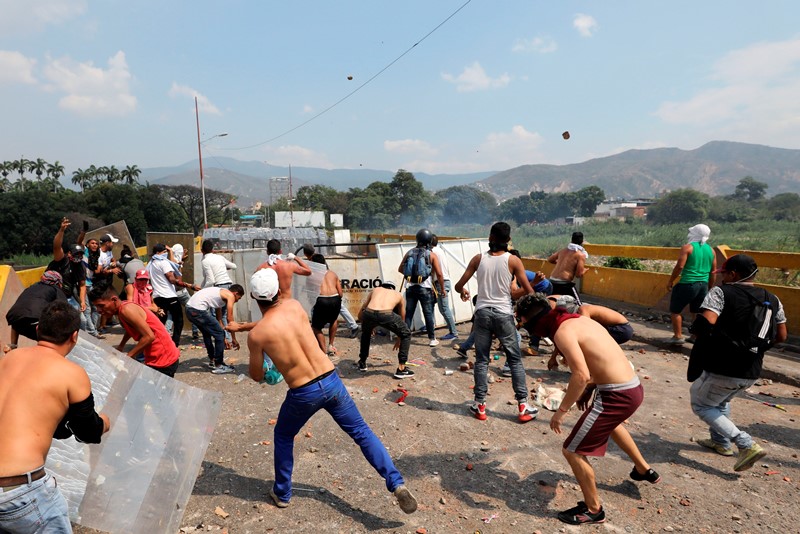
[
  {"x1": 339, "y1": 305, "x2": 358, "y2": 330},
  {"x1": 404, "y1": 285, "x2": 436, "y2": 339},
  {"x1": 458, "y1": 329, "x2": 476, "y2": 351},
  {"x1": 435, "y1": 280, "x2": 457, "y2": 335},
  {"x1": 213, "y1": 283, "x2": 233, "y2": 342},
  {"x1": 186, "y1": 307, "x2": 225, "y2": 365},
  {"x1": 272, "y1": 371, "x2": 404, "y2": 502},
  {"x1": 0, "y1": 472, "x2": 72, "y2": 533},
  {"x1": 690, "y1": 371, "x2": 757, "y2": 449},
  {"x1": 67, "y1": 296, "x2": 97, "y2": 336},
  {"x1": 473, "y1": 307, "x2": 528, "y2": 403}
]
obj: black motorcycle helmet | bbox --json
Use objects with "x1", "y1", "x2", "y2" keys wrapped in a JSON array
[
  {"x1": 67, "y1": 243, "x2": 85, "y2": 262},
  {"x1": 415, "y1": 228, "x2": 433, "y2": 247}
]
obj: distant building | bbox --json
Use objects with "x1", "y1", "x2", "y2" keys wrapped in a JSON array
[{"x1": 594, "y1": 199, "x2": 654, "y2": 218}]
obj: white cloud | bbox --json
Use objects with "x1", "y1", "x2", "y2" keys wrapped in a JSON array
[
  {"x1": 397, "y1": 126, "x2": 545, "y2": 174},
  {"x1": 383, "y1": 139, "x2": 438, "y2": 156},
  {"x1": 441, "y1": 61, "x2": 511, "y2": 92},
  {"x1": 655, "y1": 38, "x2": 800, "y2": 145},
  {"x1": 512, "y1": 36, "x2": 557, "y2": 54},
  {"x1": 0, "y1": 51, "x2": 37, "y2": 85},
  {"x1": 0, "y1": 0, "x2": 87, "y2": 34},
  {"x1": 262, "y1": 145, "x2": 334, "y2": 168},
  {"x1": 302, "y1": 104, "x2": 313, "y2": 114},
  {"x1": 42, "y1": 50, "x2": 136, "y2": 116},
  {"x1": 573, "y1": 14, "x2": 598, "y2": 37},
  {"x1": 169, "y1": 82, "x2": 221, "y2": 115}
]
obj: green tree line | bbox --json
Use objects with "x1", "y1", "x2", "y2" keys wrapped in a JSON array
[{"x1": 286, "y1": 170, "x2": 606, "y2": 231}]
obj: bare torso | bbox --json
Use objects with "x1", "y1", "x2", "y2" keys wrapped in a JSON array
[
  {"x1": 579, "y1": 304, "x2": 627, "y2": 326},
  {"x1": 0, "y1": 347, "x2": 89, "y2": 476},
  {"x1": 257, "y1": 261, "x2": 296, "y2": 299},
  {"x1": 319, "y1": 270, "x2": 341, "y2": 297},
  {"x1": 247, "y1": 299, "x2": 335, "y2": 388},
  {"x1": 548, "y1": 248, "x2": 585, "y2": 281},
  {"x1": 554, "y1": 317, "x2": 635, "y2": 385},
  {"x1": 365, "y1": 287, "x2": 403, "y2": 312}
]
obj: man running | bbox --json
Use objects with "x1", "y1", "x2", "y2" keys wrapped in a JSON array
[
  {"x1": 516, "y1": 293, "x2": 660, "y2": 525},
  {"x1": 239, "y1": 268, "x2": 417, "y2": 513},
  {"x1": 0, "y1": 301, "x2": 110, "y2": 532}
]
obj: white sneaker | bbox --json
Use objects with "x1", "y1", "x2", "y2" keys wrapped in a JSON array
[
  {"x1": 211, "y1": 363, "x2": 235, "y2": 374},
  {"x1": 541, "y1": 337, "x2": 554, "y2": 346},
  {"x1": 429, "y1": 339, "x2": 439, "y2": 347}
]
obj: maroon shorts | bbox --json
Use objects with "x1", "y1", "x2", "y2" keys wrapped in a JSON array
[{"x1": 563, "y1": 377, "x2": 643, "y2": 456}]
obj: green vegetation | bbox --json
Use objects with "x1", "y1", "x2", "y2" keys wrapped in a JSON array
[{"x1": 604, "y1": 256, "x2": 645, "y2": 270}]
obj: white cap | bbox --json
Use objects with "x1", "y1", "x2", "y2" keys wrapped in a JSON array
[{"x1": 250, "y1": 268, "x2": 279, "y2": 301}]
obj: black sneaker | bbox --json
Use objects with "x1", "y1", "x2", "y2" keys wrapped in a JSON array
[
  {"x1": 629, "y1": 466, "x2": 662, "y2": 484},
  {"x1": 456, "y1": 347, "x2": 468, "y2": 358},
  {"x1": 349, "y1": 326, "x2": 361, "y2": 339},
  {"x1": 357, "y1": 360, "x2": 368, "y2": 372},
  {"x1": 557, "y1": 501, "x2": 605, "y2": 525},
  {"x1": 393, "y1": 367, "x2": 415, "y2": 379}
]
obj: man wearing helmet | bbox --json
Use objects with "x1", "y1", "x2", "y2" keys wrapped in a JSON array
[
  {"x1": 397, "y1": 228, "x2": 446, "y2": 347},
  {"x1": 47, "y1": 217, "x2": 89, "y2": 329}
]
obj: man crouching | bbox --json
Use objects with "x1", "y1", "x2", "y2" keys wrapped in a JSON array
[
  {"x1": 0, "y1": 301, "x2": 110, "y2": 532},
  {"x1": 517, "y1": 294, "x2": 659, "y2": 525},
  {"x1": 231, "y1": 269, "x2": 417, "y2": 513}
]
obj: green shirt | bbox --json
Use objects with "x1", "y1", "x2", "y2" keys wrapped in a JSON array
[{"x1": 679, "y1": 241, "x2": 714, "y2": 283}]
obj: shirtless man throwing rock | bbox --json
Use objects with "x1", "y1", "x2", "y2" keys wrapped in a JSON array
[
  {"x1": 357, "y1": 281, "x2": 413, "y2": 378},
  {"x1": 256, "y1": 239, "x2": 311, "y2": 299},
  {"x1": 234, "y1": 269, "x2": 417, "y2": 514},
  {"x1": 516, "y1": 293, "x2": 659, "y2": 525}
]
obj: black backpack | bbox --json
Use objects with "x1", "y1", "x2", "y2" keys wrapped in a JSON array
[
  {"x1": 719, "y1": 284, "x2": 778, "y2": 355},
  {"x1": 403, "y1": 247, "x2": 432, "y2": 284}
]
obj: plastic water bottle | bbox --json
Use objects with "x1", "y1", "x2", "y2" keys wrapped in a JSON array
[{"x1": 262, "y1": 354, "x2": 284, "y2": 385}]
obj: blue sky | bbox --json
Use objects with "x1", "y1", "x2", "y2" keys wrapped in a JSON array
[{"x1": 3, "y1": 1, "x2": 800, "y2": 180}]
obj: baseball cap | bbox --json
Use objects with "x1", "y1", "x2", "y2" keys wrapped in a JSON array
[
  {"x1": 100, "y1": 233, "x2": 119, "y2": 243},
  {"x1": 135, "y1": 269, "x2": 149, "y2": 280},
  {"x1": 250, "y1": 268, "x2": 279, "y2": 301},
  {"x1": 713, "y1": 254, "x2": 758, "y2": 279},
  {"x1": 41, "y1": 270, "x2": 63, "y2": 286}
]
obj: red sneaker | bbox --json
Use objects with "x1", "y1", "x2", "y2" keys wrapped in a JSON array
[{"x1": 469, "y1": 402, "x2": 487, "y2": 420}]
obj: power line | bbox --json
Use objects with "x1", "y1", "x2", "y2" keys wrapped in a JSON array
[{"x1": 222, "y1": 0, "x2": 473, "y2": 151}]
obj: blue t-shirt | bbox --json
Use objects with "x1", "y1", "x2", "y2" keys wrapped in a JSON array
[{"x1": 525, "y1": 270, "x2": 552, "y2": 295}]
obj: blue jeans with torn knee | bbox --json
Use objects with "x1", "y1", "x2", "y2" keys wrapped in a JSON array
[
  {"x1": 272, "y1": 371, "x2": 404, "y2": 502},
  {"x1": 690, "y1": 371, "x2": 756, "y2": 450}
]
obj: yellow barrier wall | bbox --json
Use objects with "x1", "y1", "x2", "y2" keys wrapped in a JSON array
[
  {"x1": 17, "y1": 266, "x2": 46, "y2": 288},
  {"x1": 584, "y1": 244, "x2": 681, "y2": 261}
]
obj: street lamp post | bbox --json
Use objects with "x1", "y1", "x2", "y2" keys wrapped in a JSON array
[{"x1": 195, "y1": 96, "x2": 227, "y2": 230}]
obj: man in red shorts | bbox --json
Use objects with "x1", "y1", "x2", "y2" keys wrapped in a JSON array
[{"x1": 516, "y1": 294, "x2": 660, "y2": 525}]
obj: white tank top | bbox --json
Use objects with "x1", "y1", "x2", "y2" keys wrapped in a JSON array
[{"x1": 475, "y1": 252, "x2": 513, "y2": 315}]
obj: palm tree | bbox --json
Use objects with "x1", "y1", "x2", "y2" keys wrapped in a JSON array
[
  {"x1": 0, "y1": 176, "x2": 10, "y2": 193},
  {"x1": 14, "y1": 158, "x2": 31, "y2": 181},
  {"x1": 87, "y1": 165, "x2": 99, "y2": 188},
  {"x1": 121, "y1": 164, "x2": 141, "y2": 185},
  {"x1": 47, "y1": 161, "x2": 65, "y2": 181},
  {"x1": 31, "y1": 158, "x2": 48, "y2": 182},
  {"x1": 0, "y1": 161, "x2": 11, "y2": 182},
  {"x1": 96, "y1": 166, "x2": 110, "y2": 184},
  {"x1": 72, "y1": 168, "x2": 90, "y2": 192},
  {"x1": 107, "y1": 165, "x2": 121, "y2": 183}
]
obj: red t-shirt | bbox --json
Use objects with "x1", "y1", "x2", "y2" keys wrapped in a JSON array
[{"x1": 118, "y1": 301, "x2": 179, "y2": 369}]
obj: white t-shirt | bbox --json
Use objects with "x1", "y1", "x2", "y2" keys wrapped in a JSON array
[
  {"x1": 201, "y1": 253, "x2": 237, "y2": 287},
  {"x1": 432, "y1": 245, "x2": 450, "y2": 282},
  {"x1": 187, "y1": 287, "x2": 225, "y2": 312},
  {"x1": 148, "y1": 259, "x2": 178, "y2": 299},
  {"x1": 99, "y1": 249, "x2": 113, "y2": 269}
]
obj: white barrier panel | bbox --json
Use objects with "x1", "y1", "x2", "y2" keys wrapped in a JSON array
[
  {"x1": 376, "y1": 239, "x2": 488, "y2": 329},
  {"x1": 46, "y1": 333, "x2": 222, "y2": 533}
]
